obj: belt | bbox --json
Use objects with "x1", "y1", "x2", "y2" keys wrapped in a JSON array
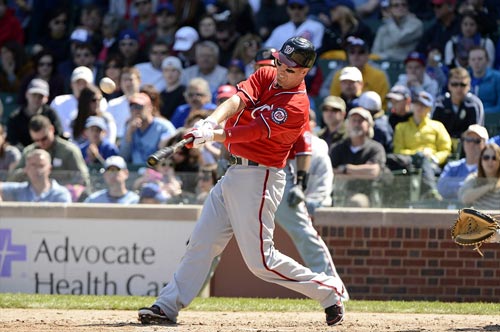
[{"x1": 229, "y1": 155, "x2": 261, "y2": 166}]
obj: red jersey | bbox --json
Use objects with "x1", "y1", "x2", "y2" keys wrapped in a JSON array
[
  {"x1": 288, "y1": 121, "x2": 313, "y2": 160},
  {"x1": 224, "y1": 66, "x2": 310, "y2": 168}
]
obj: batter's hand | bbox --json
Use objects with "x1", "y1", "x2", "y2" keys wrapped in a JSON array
[
  {"x1": 287, "y1": 184, "x2": 305, "y2": 207},
  {"x1": 193, "y1": 116, "x2": 218, "y2": 130},
  {"x1": 183, "y1": 127, "x2": 214, "y2": 149}
]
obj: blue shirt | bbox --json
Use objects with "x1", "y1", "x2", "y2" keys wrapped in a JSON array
[
  {"x1": 1, "y1": 180, "x2": 72, "y2": 202},
  {"x1": 119, "y1": 117, "x2": 176, "y2": 165},
  {"x1": 84, "y1": 189, "x2": 139, "y2": 204},
  {"x1": 437, "y1": 158, "x2": 477, "y2": 199},
  {"x1": 489, "y1": 135, "x2": 500, "y2": 146},
  {"x1": 79, "y1": 139, "x2": 119, "y2": 165},
  {"x1": 470, "y1": 68, "x2": 500, "y2": 114},
  {"x1": 170, "y1": 103, "x2": 217, "y2": 128}
]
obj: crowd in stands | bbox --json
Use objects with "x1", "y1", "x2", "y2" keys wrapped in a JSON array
[{"x1": 0, "y1": 0, "x2": 499, "y2": 210}]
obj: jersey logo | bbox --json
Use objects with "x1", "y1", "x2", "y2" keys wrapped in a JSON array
[
  {"x1": 271, "y1": 108, "x2": 288, "y2": 124},
  {"x1": 251, "y1": 104, "x2": 273, "y2": 119}
]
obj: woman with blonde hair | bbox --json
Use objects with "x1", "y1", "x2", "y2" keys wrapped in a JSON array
[
  {"x1": 459, "y1": 143, "x2": 500, "y2": 210},
  {"x1": 231, "y1": 33, "x2": 262, "y2": 77}
]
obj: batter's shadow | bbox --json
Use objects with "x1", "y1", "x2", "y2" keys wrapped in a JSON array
[
  {"x1": 450, "y1": 325, "x2": 500, "y2": 332},
  {"x1": 77, "y1": 321, "x2": 179, "y2": 328}
]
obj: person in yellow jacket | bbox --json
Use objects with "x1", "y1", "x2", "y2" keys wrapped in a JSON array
[{"x1": 387, "y1": 91, "x2": 452, "y2": 201}]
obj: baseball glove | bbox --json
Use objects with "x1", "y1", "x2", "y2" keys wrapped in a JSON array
[{"x1": 451, "y1": 208, "x2": 500, "y2": 256}]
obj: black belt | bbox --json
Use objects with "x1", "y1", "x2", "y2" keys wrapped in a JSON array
[{"x1": 229, "y1": 155, "x2": 260, "y2": 166}]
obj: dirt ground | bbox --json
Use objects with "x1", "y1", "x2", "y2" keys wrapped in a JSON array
[{"x1": 1, "y1": 309, "x2": 500, "y2": 332}]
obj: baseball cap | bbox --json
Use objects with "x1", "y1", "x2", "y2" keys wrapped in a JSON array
[
  {"x1": 348, "y1": 107, "x2": 374, "y2": 127},
  {"x1": 139, "y1": 183, "x2": 168, "y2": 203},
  {"x1": 162, "y1": 56, "x2": 183, "y2": 71},
  {"x1": 358, "y1": 91, "x2": 382, "y2": 112},
  {"x1": 462, "y1": 124, "x2": 489, "y2": 141},
  {"x1": 85, "y1": 116, "x2": 107, "y2": 131},
  {"x1": 216, "y1": 84, "x2": 237, "y2": 101},
  {"x1": 339, "y1": 66, "x2": 363, "y2": 82},
  {"x1": 129, "y1": 92, "x2": 152, "y2": 107},
  {"x1": 320, "y1": 96, "x2": 346, "y2": 112},
  {"x1": 70, "y1": 28, "x2": 91, "y2": 43},
  {"x1": 71, "y1": 66, "x2": 94, "y2": 83},
  {"x1": 255, "y1": 47, "x2": 277, "y2": 66},
  {"x1": 386, "y1": 85, "x2": 411, "y2": 101},
  {"x1": 405, "y1": 51, "x2": 426, "y2": 66},
  {"x1": 173, "y1": 26, "x2": 199, "y2": 52},
  {"x1": 156, "y1": 2, "x2": 175, "y2": 14},
  {"x1": 432, "y1": 0, "x2": 456, "y2": 5},
  {"x1": 345, "y1": 35, "x2": 369, "y2": 51},
  {"x1": 227, "y1": 59, "x2": 245, "y2": 73},
  {"x1": 325, "y1": 0, "x2": 355, "y2": 11},
  {"x1": 118, "y1": 29, "x2": 139, "y2": 42},
  {"x1": 414, "y1": 91, "x2": 434, "y2": 108},
  {"x1": 288, "y1": 0, "x2": 308, "y2": 6},
  {"x1": 27, "y1": 78, "x2": 49, "y2": 97},
  {"x1": 104, "y1": 155, "x2": 127, "y2": 170}
]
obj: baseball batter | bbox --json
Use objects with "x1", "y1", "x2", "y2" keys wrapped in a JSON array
[{"x1": 138, "y1": 37, "x2": 348, "y2": 326}]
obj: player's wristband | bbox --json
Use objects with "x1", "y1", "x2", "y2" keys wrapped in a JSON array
[{"x1": 296, "y1": 170, "x2": 309, "y2": 191}]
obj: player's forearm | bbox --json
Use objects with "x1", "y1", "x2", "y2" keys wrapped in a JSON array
[
  {"x1": 296, "y1": 154, "x2": 311, "y2": 173},
  {"x1": 209, "y1": 95, "x2": 245, "y2": 124}
]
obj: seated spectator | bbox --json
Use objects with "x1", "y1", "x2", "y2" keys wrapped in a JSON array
[
  {"x1": 357, "y1": 91, "x2": 393, "y2": 153},
  {"x1": 139, "y1": 182, "x2": 168, "y2": 204},
  {"x1": 119, "y1": 92, "x2": 176, "y2": 165},
  {"x1": 0, "y1": 40, "x2": 32, "y2": 94},
  {"x1": 133, "y1": 158, "x2": 182, "y2": 200},
  {"x1": 140, "y1": 84, "x2": 162, "y2": 118},
  {"x1": 9, "y1": 115, "x2": 90, "y2": 189},
  {"x1": 0, "y1": 0, "x2": 24, "y2": 48},
  {"x1": 458, "y1": 143, "x2": 500, "y2": 210},
  {"x1": 117, "y1": 29, "x2": 147, "y2": 66},
  {"x1": 0, "y1": 124, "x2": 20, "y2": 171},
  {"x1": 154, "y1": 3, "x2": 177, "y2": 47},
  {"x1": 437, "y1": 124, "x2": 489, "y2": 200},
  {"x1": 254, "y1": 47, "x2": 278, "y2": 72},
  {"x1": 395, "y1": 51, "x2": 439, "y2": 100},
  {"x1": 226, "y1": 59, "x2": 246, "y2": 86},
  {"x1": 129, "y1": 0, "x2": 157, "y2": 49},
  {"x1": 197, "y1": 14, "x2": 217, "y2": 43},
  {"x1": 0, "y1": 149, "x2": 71, "y2": 202},
  {"x1": 79, "y1": 116, "x2": 119, "y2": 167},
  {"x1": 335, "y1": 66, "x2": 363, "y2": 111},
  {"x1": 84, "y1": 155, "x2": 139, "y2": 204},
  {"x1": 135, "y1": 40, "x2": 170, "y2": 91},
  {"x1": 170, "y1": 77, "x2": 216, "y2": 128},
  {"x1": 231, "y1": 34, "x2": 262, "y2": 78},
  {"x1": 468, "y1": 46, "x2": 500, "y2": 114},
  {"x1": 34, "y1": 9, "x2": 71, "y2": 65},
  {"x1": 371, "y1": 0, "x2": 423, "y2": 61},
  {"x1": 194, "y1": 164, "x2": 218, "y2": 204},
  {"x1": 100, "y1": 54, "x2": 124, "y2": 100},
  {"x1": 317, "y1": 96, "x2": 347, "y2": 149},
  {"x1": 432, "y1": 67, "x2": 484, "y2": 142},
  {"x1": 172, "y1": 26, "x2": 199, "y2": 68},
  {"x1": 96, "y1": 13, "x2": 122, "y2": 66},
  {"x1": 58, "y1": 42, "x2": 100, "y2": 92},
  {"x1": 329, "y1": 107, "x2": 386, "y2": 207},
  {"x1": 386, "y1": 84, "x2": 412, "y2": 130},
  {"x1": 7, "y1": 78, "x2": 64, "y2": 149},
  {"x1": 214, "y1": 18, "x2": 241, "y2": 68},
  {"x1": 388, "y1": 91, "x2": 452, "y2": 201},
  {"x1": 159, "y1": 56, "x2": 186, "y2": 120}
]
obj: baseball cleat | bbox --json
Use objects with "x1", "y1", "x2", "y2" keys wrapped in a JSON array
[
  {"x1": 138, "y1": 305, "x2": 174, "y2": 325},
  {"x1": 325, "y1": 301, "x2": 344, "y2": 326}
]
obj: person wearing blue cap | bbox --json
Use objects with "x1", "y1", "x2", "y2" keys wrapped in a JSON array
[
  {"x1": 395, "y1": 51, "x2": 440, "y2": 101},
  {"x1": 118, "y1": 29, "x2": 147, "y2": 66},
  {"x1": 79, "y1": 116, "x2": 119, "y2": 167},
  {"x1": 155, "y1": 2, "x2": 177, "y2": 46}
]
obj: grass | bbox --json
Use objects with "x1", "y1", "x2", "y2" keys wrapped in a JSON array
[{"x1": 1, "y1": 294, "x2": 500, "y2": 315}]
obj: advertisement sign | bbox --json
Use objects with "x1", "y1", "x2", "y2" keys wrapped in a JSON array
[{"x1": 0, "y1": 217, "x2": 196, "y2": 296}]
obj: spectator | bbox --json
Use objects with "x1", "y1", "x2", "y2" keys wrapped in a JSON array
[
  {"x1": 317, "y1": 95, "x2": 347, "y2": 149},
  {"x1": 457, "y1": 0, "x2": 498, "y2": 37},
  {"x1": 197, "y1": 14, "x2": 217, "y2": 43},
  {"x1": 51, "y1": 66, "x2": 108, "y2": 138},
  {"x1": 335, "y1": 66, "x2": 363, "y2": 111},
  {"x1": 79, "y1": 4, "x2": 103, "y2": 52},
  {"x1": 254, "y1": 47, "x2": 277, "y2": 72},
  {"x1": 0, "y1": 0, "x2": 24, "y2": 48},
  {"x1": 468, "y1": 46, "x2": 500, "y2": 114},
  {"x1": 444, "y1": 11, "x2": 495, "y2": 69},
  {"x1": 0, "y1": 124, "x2": 20, "y2": 171},
  {"x1": 231, "y1": 33, "x2": 262, "y2": 77},
  {"x1": 172, "y1": 26, "x2": 199, "y2": 68},
  {"x1": 255, "y1": 0, "x2": 289, "y2": 42},
  {"x1": 207, "y1": 0, "x2": 256, "y2": 36},
  {"x1": 226, "y1": 59, "x2": 247, "y2": 86},
  {"x1": 7, "y1": 78, "x2": 63, "y2": 149},
  {"x1": 319, "y1": 0, "x2": 373, "y2": 56},
  {"x1": 72, "y1": 86, "x2": 117, "y2": 145},
  {"x1": 214, "y1": 18, "x2": 241, "y2": 67},
  {"x1": 97, "y1": 13, "x2": 122, "y2": 65},
  {"x1": 416, "y1": 0, "x2": 460, "y2": 55},
  {"x1": 135, "y1": 40, "x2": 170, "y2": 91},
  {"x1": 386, "y1": 84, "x2": 412, "y2": 130},
  {"x1": 58, "y1": 41, "x2": 99, "y2": 92},
  {"x1": 79, "y1": 116, "x2": 119, "y2": 167},
  {"x1": 34, "y1": 9, "x2": 70, "y2": 65},
  {"x1": 437, "y1": 124, "x2": 489, "y2": 200},
  {"x1": 120, "y1": 92, "x2": 176, "y2": 165},
  {"x1": 215, "y1": 84, "x2": 237, "y2": 105},
  {"x1": 171, "y1": 0, "x2": 205, "y2": 28},
  {"x1": 117, "y1": 29, "x2": 147, "y2": 66},
  {"x1": 0, "y1": 40, "x2": 32, "y2": 94},
  {"x1": 388, "y1": 91, "x2": 452, "y2": 201},
  {"x1": 84, "y1": 155, "x2": 139, "y2": 204},
  {"x1": 130, "y1": 0, "x2": 157, "y2": 49},
  {"x1": 106, "y1": 67, "x2": 142, "y2": 142},
  {"x1": 194, "y1": 164, "x2": 218, "y2": 204},
  {"x1": 327, "y1": 36, "x2": 389, "y2": 108},
  {"x1": 100, "y1": 54, "x2": 124, "y2": 100},
  {"x1": 432, "y1": 67, "x2": 484, "y2": 140},
  {"x1": 159, "y1": 56, "x2": 186, "y2": 120},
  {"x1": 371, "y1": 0, "x2": 423, "y2": 61},
  {"x1": 154, "y1": 2, "x2": 178, "y2": 47},
  {"x1": 139, "y1": 182, "x2": 169, "y2": 204},
  {"x1": 133, "y1": 158, "x2": 182, "y2": 200},
  {"x1": 329, "y1": 107, "x2": 386, "y2": 207},
  {"x1": 357, "y1": 91, "x2": 393, "y2": 153},
  {"x1": 395, "y1": 51, "x2": 439, "y2": 100},
  {"x1": 108, "y1": 0, "x2": 158, "y2": 21},
  {"x1": 171, "y1": 77, "x2": 217, "y2": 128},
  {"x1": 458, "y1": 143, "x2": 500, "y2": 209},
  {"x1": 0, "y1": 149, "x2": 71, "y2": 203},
  {"x1": 181, "y1": 41, "x2": 228, "y2": 95},
  {"x1": 10, "y1": 115, "x2": 90, "y2": 189},
  {"x1": 264, "y1": 0, "x2": 324, "y2": 50}
]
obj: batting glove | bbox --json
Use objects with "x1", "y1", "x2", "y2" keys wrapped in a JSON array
[
  {"x1": 183, "y1": 127, "x2": 214, "y2": 149},
  {"x1": 193, "y1": 116, "x2": 218, "y2": 130},
  {"x1": 287, "y1": 185, "x2": 305, "y2": 207}
]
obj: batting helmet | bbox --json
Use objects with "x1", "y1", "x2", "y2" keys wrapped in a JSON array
[
  {"x1": 255, "y1": 47, "x2": 277, "y2": 66},
  {"x1": 272, "y1": 37, "x2": 316, "y2": 68}
]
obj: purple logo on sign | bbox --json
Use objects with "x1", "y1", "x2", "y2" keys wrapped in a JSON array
[{"x1": 0, "y1": 229, "x2": 27, "y2": 277}]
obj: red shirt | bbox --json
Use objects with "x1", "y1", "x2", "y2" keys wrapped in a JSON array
[
  {"x1": 288, "y1": 122, "x2": 313, "y2": 160},
  {"x1": 224, "y1": 66, "x2": 310, "y2": 168}
]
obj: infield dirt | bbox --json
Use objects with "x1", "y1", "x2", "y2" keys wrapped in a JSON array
[{"x1": 1, "y1": 309, "x2": 500, "y2": 332}]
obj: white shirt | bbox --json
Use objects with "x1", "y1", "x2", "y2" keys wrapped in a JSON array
[
  {"x1": 106, "y1": 95, "x2": 131, "y2": 140},
  {"x1": 135, "y1": 62, "x2": 166, "y2": 91},
  {"x1": 264, "y1": 19, "x2": 325, "y2": 50}
]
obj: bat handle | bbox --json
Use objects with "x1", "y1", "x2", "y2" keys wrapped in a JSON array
[{"x1": 146, "y1": 137, "x2": 194, "y2": 167}]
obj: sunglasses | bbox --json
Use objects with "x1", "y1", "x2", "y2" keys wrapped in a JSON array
[
  {"x1": 450, "y1": 82, "x2": 467, "y2": 87},
  {"x1": 482, "y1": 154, "x2": 497, "y2": 161},
  {"x1": 322, "y1": 107, "x2": 343, "y2": 113},
  {"x1": 38, "y1": 61, "x2": 53, "y2": 67},
  {"x1": 463, "y1": 137, "x2": 481, "y2": 144},
  {"x1": 187, "y1": 92, "x2": 205, "y2": 98},
  {"x1": 129, "y1": 103, "x2": 144, "y2": 110}
]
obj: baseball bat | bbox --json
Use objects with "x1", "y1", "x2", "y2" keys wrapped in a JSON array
[{"x1": 146, "y1": 136, "x2": 194, "y2": 167}]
